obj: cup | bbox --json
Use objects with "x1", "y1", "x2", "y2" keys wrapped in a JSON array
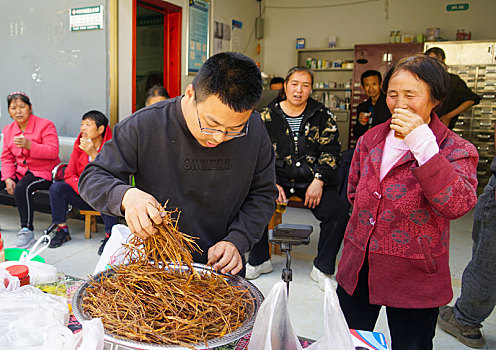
[{"x1": 276, "y1": 200, "x2": 288, "y2": 214}]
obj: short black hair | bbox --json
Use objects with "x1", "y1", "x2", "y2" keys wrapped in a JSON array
[
  {"x1": 146, "y1": 84, "x2": 169, "y2": 100},
  {"x1": 424, "y1": 47, "x2": 446, "y2": 61},
  {"x1": 192, "y1": 52, "x2": 263, "y2": 112},
  {"x1": 383, "y1": 55, "x2": 450, "y2": 105},
  {"x1": 270, "y1": 77, "x2": 284, "y2": 86},
  {"x1": 82, "y1": 110, "x2": 109, "y2": 135},
  {"x1": 360, "y1": 70, "x2": 382, "y2": 86},
  {"x1": 7, "y1": 92, "x2": 31, "y2": 108}
]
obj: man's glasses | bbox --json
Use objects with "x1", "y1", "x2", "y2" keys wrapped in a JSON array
[{"x1": 194, "y1": 94, "x2": 249, "y2": 138}]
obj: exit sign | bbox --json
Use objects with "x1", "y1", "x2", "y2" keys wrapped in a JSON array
[{"x1": 446, "y1": 3, "x2": 470, "y2": 12}]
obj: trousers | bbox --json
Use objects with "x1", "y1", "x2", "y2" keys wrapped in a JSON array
[
  {"x1": 49, "y1": 181, "x2": 118, "y2": 233},
  {"x1": 248, "y1": 185, "x2": 349, "y2": 275},
  {"x1": 0, "y1": 171, "x2": 52, "y2": 231},
  {"x1": 454, "y1": 174, "x2": 496, "y2": 326},
  {"x1": 337, "y1": 258, "x2": 438, "y2": 350}
]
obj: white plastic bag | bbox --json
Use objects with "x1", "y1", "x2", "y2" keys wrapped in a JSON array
[
  {"x1": 248, "y1": 279, "x2": 355, "y2": 350},
  {"x1": 248, "y1": 281, "x2": 303, "y2": 350},
  {"x1": 41, "y1": 318, "x2": 105, "y2": 350},
  {"x1": 93, "y1": 224, "x2": 132, "y2": 275},
  {"x1": 0, "y1": 266, "x2": 20, "y2": 292},
  {"x1": 0, "y1": 235, "x2": 59, "y2": 286},
  {"x1": 306, "y1": 278, "x2": 355, "y2": 350},
  {"x1": 0, "y1": 285, "x2": 69, "y2": 349}
]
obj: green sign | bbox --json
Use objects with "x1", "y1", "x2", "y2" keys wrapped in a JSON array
[
  {"x1": 446, "y1": 3, "x2": 470, "y2": 12},
  {"x1": 70, "y1": 5, "x2": 104, "y2": 31}
]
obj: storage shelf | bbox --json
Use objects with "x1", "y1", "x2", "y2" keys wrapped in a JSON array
[
  {"x1": 297, "y1": 47, "x2": 354, "y2": 52},
  {"x1": 313, "y1": 68, "x2": 353, "y2": 72},
  {"x1": 314, "y1": 88, "x2": 351, "y2": 91}
]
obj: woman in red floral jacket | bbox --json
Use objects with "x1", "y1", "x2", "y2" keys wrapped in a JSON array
[{"x1": 336, "y1": 55, "x2": 478, "y2": 350}]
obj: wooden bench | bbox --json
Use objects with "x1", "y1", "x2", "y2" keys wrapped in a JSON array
[
  {"x1": 79, "y1": 210, "x2": 101, "y2": 239},
  {"x1": 269, "y1": 196, "x2": 304, "y2": 255}
]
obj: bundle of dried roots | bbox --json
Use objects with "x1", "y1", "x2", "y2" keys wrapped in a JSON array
[{"x1": 81, "y1": 207, "x2": 252, "y2": 348}]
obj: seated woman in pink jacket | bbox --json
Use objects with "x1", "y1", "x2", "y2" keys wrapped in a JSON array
[
  {"x1": 0, "y1": 92, "x2": 60, "y2": 248},
  {"x1": 336, "y1": 56, "x2": 478, "y2": 350},
  {"x1": 49, "y1": 110, "x2": 117, "y2": 254}
]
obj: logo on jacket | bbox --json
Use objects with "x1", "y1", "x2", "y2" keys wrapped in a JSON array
[{"x1": 183, "y1": 158, "x2": 232, "y2": 171}]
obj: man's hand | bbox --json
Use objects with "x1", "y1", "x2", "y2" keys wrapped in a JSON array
[
  {"x1": 275, "y1": 184, "x2": 287, "y2": 204},
  {"x1": 79, "y1": 138, "x2": 98, "y2": 160},
  {"x1": 358, "y1": 112, "x2": 371, "y2": 126},
  {"x1": 5, "y1": 178, "x2": 16, "y2": 195},
  {"x1": 439, "y1": 114, "x2": 452, "y2": 127},
  {"x1": 121, "y1": 188, "x2": 163, "y2": 239},
  {"x1": 305, "y1": 178, "x2": 324, "y2": 209},
  {"x1": 207, "y1": 241, "x2": 242, "y2": 275},
  {"x1": 14, "y1": 135, "x2": 31, "y2": 150}
]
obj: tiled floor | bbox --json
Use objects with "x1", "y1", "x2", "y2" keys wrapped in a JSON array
[{"x1": 1, "y1": 203, "x2": 495, "y2": 349}]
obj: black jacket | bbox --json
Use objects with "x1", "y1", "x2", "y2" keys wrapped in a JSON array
[
  {"x1": 260, "y1": 97, "x2": 341, "y2": 189},
  {"x1": 79, "y1": 97, "x2": 278, "y2": 264},
  {"x1": 352, "y1": 92, "x2": 391, "y2": 139},
  {"x1": 439, "y1": 73, "x2": 481, "y2": 130}
]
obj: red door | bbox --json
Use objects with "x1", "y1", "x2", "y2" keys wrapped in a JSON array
[
  {"x1": 349, "y1": 43, "x2": 423, "y2": 147},
  {"x1": 133, "y1": 0, "x2": 182, "y2": 112}
]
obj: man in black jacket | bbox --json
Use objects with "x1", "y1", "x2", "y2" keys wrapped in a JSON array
[
  {"x1": 79, "y1": 52, "x2": 278, "y2": 276},
  {"x1": 352, "y1": 70, "x2": 391, "y2": 139},
  {"x1": 425, "y1": 47, "x2": 481, "y2": 130},
  {"x1": 245, "y1": 66, "x2": 350, "y2": 290}
]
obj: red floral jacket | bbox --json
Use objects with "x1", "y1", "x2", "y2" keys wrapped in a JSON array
[{"x1": 336, "y1": 115, "x2": 478, "y2": 308}]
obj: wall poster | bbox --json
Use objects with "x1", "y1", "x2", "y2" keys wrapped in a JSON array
[{"x1": 187, "y1": 0, "x2": 210, "y2": 74}]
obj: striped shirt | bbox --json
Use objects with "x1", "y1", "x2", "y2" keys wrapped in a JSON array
[{"x1": 285, "y1": 114, "x2": 304, "y2": 148}]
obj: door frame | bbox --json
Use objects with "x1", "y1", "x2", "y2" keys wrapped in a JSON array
[{"x1": 132, "y1": 0, "x2": 182, "y2": 112}]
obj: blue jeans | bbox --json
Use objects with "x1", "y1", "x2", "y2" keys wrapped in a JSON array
[
  {"x1": 454, "y1": 174, "x2": 496, "y2": 326},
  {"x1": 49, "y1": 181, "x2": 118, "y2": 233}
]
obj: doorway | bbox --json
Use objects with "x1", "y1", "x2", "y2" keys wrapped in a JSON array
[{"x1": 133, "y1": 0, "x2": 181, "y2": 111}]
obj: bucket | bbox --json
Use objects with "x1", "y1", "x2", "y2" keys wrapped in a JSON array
[{"x1": 4, "y1": 248, "x2": 45, "y2": 263}]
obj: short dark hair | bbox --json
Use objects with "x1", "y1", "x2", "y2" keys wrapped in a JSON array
[
  {"x1": 280, "y1": 66, "x2": 314, "y2": 100},
  {"x1": 270, "y1": 77, "x2": 284, "y2": 86},
  {"x1": 146, "y1": 84, "x2": 169, "y2": 100},
  {"x1": 192, "y1": 52, "x2": 263, "y2": 112},
  {"x1": 424, "y1": 47, "x2": 446, "y2": 61},
  {"x1": 82, "y1": 110, "x2": 109, "y2": 135},
  {"x1": 383, "y1": 55, "x2": 450, "y2": 105},
  {"x1": 7, "y1": 92, "x2": 31, "y2": 108},
  {"x1": 360, "y1": 70, "x2": 382, "y2": 86}
]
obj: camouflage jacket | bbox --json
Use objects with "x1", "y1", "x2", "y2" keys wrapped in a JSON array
[{"x1": 260, "y1": 97, "x2": 341, "y2": 188}]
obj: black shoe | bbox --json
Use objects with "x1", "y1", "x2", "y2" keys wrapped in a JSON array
[
  {"x1": 49, "y1": 227, "x2": 71, "y2": 248},
  {"x1": 98, "y1": 235, "x2": 110, "y2": 256}
]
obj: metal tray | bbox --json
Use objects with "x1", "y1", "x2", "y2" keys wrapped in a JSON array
[{"x1": 72, "y1": 263, "x2": 264, "y2": 349}]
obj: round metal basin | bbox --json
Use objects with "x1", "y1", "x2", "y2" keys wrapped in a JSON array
[{"x1": 72, "y1": 263, "x2": 264, "y2": 349}]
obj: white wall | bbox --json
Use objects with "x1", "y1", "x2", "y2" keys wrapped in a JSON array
[
  {"x1": 118, "y1": 0, "x2": 260, "y2": 120},
  {"x1": 262, "y1": 0, "x2": 496, "y2": 78}
]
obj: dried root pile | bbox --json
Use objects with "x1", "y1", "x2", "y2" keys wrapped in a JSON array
[{"x1": 81, "y1": 208, "x2": 252, "y2": 348}]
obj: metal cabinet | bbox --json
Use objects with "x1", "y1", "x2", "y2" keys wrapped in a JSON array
[{"x1": 450, "y1": 63, "x2": 496, "y2": 191}]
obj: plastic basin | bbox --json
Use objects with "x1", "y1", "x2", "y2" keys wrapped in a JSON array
[{"x1": 4, "y1": 248, "x2": 45, "y2": 263}]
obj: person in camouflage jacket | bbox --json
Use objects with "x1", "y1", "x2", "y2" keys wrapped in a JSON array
[{"x1": 246, "y1": 66, "x2": 350, "y2": 287}]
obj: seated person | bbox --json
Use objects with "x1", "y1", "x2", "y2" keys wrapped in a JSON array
[
  {"x1": 145, "y1": 84, "x2": 169, "y2": 106},
  {"x1": 352, "y1": 70, "x2": 391, "y2": 139},
  {"x1": 269, "y1": 77, "x2": 284, "y2": 91},
  {"x1": 0, "y1": 92, "x2": 60, "y2": 248},
  {"x1": 425, "y1": 47, "x2": 481, "y2": 130},
  {"x1": 245, "y1": 66, "x2": 350, "y2": 290},
  {"x1": 48, "y1": 110, "x2": 117, "y2": 254}
]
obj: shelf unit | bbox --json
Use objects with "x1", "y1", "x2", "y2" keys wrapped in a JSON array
[{"x1": 297, "y1": 47, "x2": 354, "y2": 150}]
